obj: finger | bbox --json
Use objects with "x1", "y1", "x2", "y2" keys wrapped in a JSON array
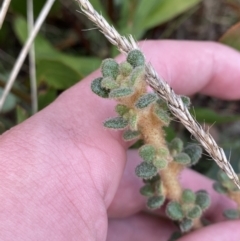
[
  {"x1": 138, "y1": 40, "x2": 240, "y2": 99},
  {"x1": 179, "y1": 220, "x2": 240, "y2": 241},
  {"x1": 107, "y1": 213, "x2": 176, "y2": 241},
  {"x1": 108, "y1": 150, "x2": 236, "y2": 222}
]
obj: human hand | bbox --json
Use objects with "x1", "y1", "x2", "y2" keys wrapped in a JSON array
[{"x1": 0, "y1": 40, "x2": 240, "y2": 241}]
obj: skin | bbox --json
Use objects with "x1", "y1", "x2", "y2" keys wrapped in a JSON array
[{"x1": 0, "y1": 40, "x2": 240, "y2": 241}]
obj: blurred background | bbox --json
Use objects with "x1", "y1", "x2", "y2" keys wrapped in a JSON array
[{"x1": 0, "y1": 0, "x2": 240, "y2": 179}]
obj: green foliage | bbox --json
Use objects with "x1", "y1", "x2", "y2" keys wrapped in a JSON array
[
  {"x1": 16, "y1": 105, "x2": 28, "y2": 124},
  {"x1": 135, "y1": 93, "x2": 158, "y2": 109},
  {"x1": 37, "y1": 59, "x2": 81, "y2": 89},
  {"x1": 147, "y1": 195, "x2": 165, "y2": 209},
  {"x1": 181, "y1": 189, "x2": 196, "y2": 204},
  {"x1": 123, "y1": 130, "x2": 141, "y2": 141},
  {"x1": 166, "y1": 201, "x2": 184, "y2": 221},
  {"x1": 0, "y1": 88, "x2": 17, "y2": 113},
  {"x1": 119, "y1": 62, "x2": 133, "y2": 76},
  {"x1": 187, "y1": 205, "x2": 202, "y2": 219},
  {"x1": 91, "y1": 77, "x2": 109, "y2": 98},
  {"x1": 101, "y1": 77, "x2": 119, "y2": 90},
  {"x1": 130, "y1": 0, "x2": 202, "y2": 38},
  {"x1": 135, "y1": 162, "x2": 158, "y2": 179},
  {"x1": 168, "y1": 231, "x2": 182, "y2": 241},
  {"x1": 213, "y1": 182, "x2": 228, "y2": 194},
  {"x1": 195, "y1": 190, "x2": 211, "y2": 211},
  {"x1": 101, "y1": 59, "x2": 119, "y2": 79},
  {"x1": 13, "y1": 16, "x2": 101, "y2": 77},
  {"x1": 169, "y1": 138, "x2": 183, "y2": 154},
  {"x1": 104, "y1": 117, "x2": 128, "y2": 129},
  {"x1": 140, "y1": 184, "x2": 155, "y2": 197},
  {"x1": 115, "y1": 104, "x2": 129, "y2": 116},
  {"x1": 127, "y1": 49, "x2": 145, "y2": 68},
  {"x1": 109, "y1": 87, "x2": 134, "y2": 98},
  {"x1": 179, "y1": 218, "x2": 193, "y2": 233},
  {"x1": 154, "y1": 107, "x2": 171, "y2": 126},
  {"x1": 181, "y1": 96, "x2": 191, "y2": 108},
  {"x1": 157, "y1": 147, "x2": 169, "y2": 157},
  {"x1": 128, "y1": 112, "x2": 138, "y2": 130},
  {"x1": 223, "y1": 209, "x2": 240, "y2": 220},
  {"x1": 173, "y1": 153, "x2": 191, "y2": 165},
  {"x1": 130, "y1": 66, "x2": 145, "y2": 86},
  {"x1": 139, "y1": 144, "x2": 156, "y2": 163},
  {"x1": 190, "y1": 108, "x2": 240, "y2": 124},
  {"x1": 217, "y1": 171, "x2": 239, "y2": 192},
  {"x1": 219, "y1": 22, "x2": 240, "y2": 51},
  {"x1": 154, "y1": 158, "x2": 168, "y2": 169},
  {"x1": 184, "y1": 144, "x2": 202, "y2": 165}
]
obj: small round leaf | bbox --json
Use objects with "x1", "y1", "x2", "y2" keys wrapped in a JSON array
[
  {"x1": 187, "y1": 205, "x2": 202, "y2": 219},
  {"x1": 195, "y1": 190, "x2": 211, "y2": 211},
  {"x1": 119, "y1": 62, "x2": 133, "y2": 76},
  {"x1": 139, "y1": 144, "x2": 156, "y2": 163},
  {"x1": 184, "y1": 144, "x2": 202, "y2": 165},
  {"x1": 223, "y1": 209, "x2": 240, "y2": 220},
  {"x1": 182, "y1": 189, "x2": 196, "y2": 204},
  {"x1": 140, "y1": 184, "x2": 155, "y2": 197},
  {"x1": 91, "y1": 77, "x2": 109, "y2": 98},
  {"x1": 127, "y1": 49, "x2": 145, "y2": 68},
  {"x1": 169, "y1": 138, "x2": 183, "y2": 154},
  {"x1": 174, "y1": 153, "x2": 191, "y2": 165},
  {"x1": 135, "y1": 162, "x2": 158, "y2": 179},
  {"x1": 101, "y1": 59, "x2": 119, "y2": 79},
  {"x1": 147, "y1": 195, "x2": 165, "y2": 209},
  {"x1": 166, "y1": 201, "x2": 184, "y2": 221},
  {"x1": 179, "y1": 218, "x2": 193, "y2": 233}
]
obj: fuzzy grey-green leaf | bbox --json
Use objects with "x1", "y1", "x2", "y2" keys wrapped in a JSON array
[
  {"x1": 179, "y1": 218, "x2": 193, "y2": 233},
  {"x1": 91, "y1": 77, "x2": 109, "y2": 98},
  {"x1": 127, "y1": 49, "x2": 145, "y2": 68},
  {"x1": 119, "y1": 62, "x2": 133, "y2": 76},
  {"x1": 147, "y1": 195, "x2": 165, "y2": 209},
  {"x1": 135, "y1": 162, "x2": 158, "y2": 179},
  {"x1": 184, "y1": 144, "x2": 202, "y2": 165},
  {"x1": 101, "y1": 58, "x2": 119, "y2": 79},
  {"x1": 109, "y1": 87, "x2": 134, "y2": 98},
  {"x1": 174, "y1": 153, "x2": 191, "y2": 165},
  {"x1": 154, "y1": 158, "x2": 168, "y2": 169},
  {"x1": 154, "y1": 107, "x2": 171, "y2": 126},
  {"x1": 104, "y1": 117, "x2": 128, "y2": 129},
  {"x1": 187, "y1": 205, "x2": 202, "y2": 219},
  {"x1": 115, "y1": 104, "x2": 129, "y2": 116},
  {"x1": 223, "y1": 209, "x2": 240, "y2": 220},
  {"x1": 166, "y1": 201, "x2": 184, "y2": 221},
  {"x1": 182, "y1": 189, "x2": 196, "y2": 204},
  {"x1": 195, "y1": 190, "x2": 211, "y2": 211},
  {"x1": 130, "y1": 66, "x2": 145, "y2": 86},
  {"x1": 123, "y1": 130, "x2": 141, "y2": 141},
  {"x1": 129, "y1": 112, "x2": 138, "y2": 130},
  {"x1": 213, "y1": 182, "x2": 228, "y2": 194},
  {"x1": 140, "y1": 184, "x2": 155, "y2": 197},
  {"x1": 135, "y1": 93, "x2": 158, "y2": 109},
  {"x1": 169, "y1": 137, "x2": 183, "y2": 154},
  {"x1": 139, "y1": 144, "x2": 156, "y2": 163},
  {"x1": 181, "y1": 96, "x2": 191, "y2": 108},
  {"x1": 101, "y1": 77, "x2": 119, "y2": 90}
]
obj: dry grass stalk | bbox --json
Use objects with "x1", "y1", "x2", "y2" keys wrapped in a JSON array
[{"x1": 76, "y1": 0, "x2": 240, "y2": 189}]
